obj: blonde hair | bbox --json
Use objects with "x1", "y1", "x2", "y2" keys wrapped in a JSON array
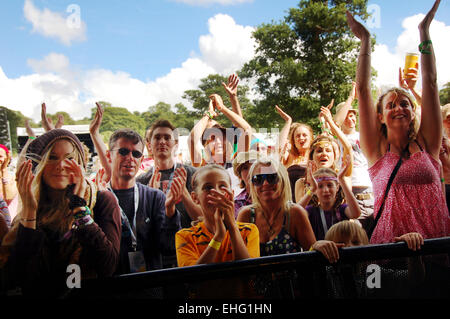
[
  {"x1": 248, "y1": 157, "x2": 291, "y2": 213},
  {"x1": 309, "y1": 135, "x2": 339, "y2": 171},
  {"x1": 289, "y1": 122, "x2": 314, "y2": 157},
  {"x1": 325, "y1": 220, "x2": 369, "y2": 245},
  {"x1": 0, "y1": 139, "x2": 97, "y2": 266}
]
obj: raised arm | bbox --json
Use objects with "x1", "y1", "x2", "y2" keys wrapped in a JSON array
[
  {"x1": 346, "y1": 12, "x2": 381, "y2": 164},
  {"x1": 334, "y1": 82, "x2": 357, "y2": 127},
  {"x1": 417, "y1": 0, "x2": 442, "y2": 159},
  {"x1": 188, "y1": 100, "x2": 217, "y2": 167},
  {"x1": 275, "y1": 105, "x2": 293, "y2": 161},
  {"x1": 222, "y1": 74, "x2": 243, "y2": 119},
  {"x1": 89, "y1": 103, "x2": 111, "y2": 181},
  {"x1": 320, "y1": 106, "x2": 354, "y2": 178},
  {"x1": 210, "y1": 94, "x2": 252, "y2": 153}
]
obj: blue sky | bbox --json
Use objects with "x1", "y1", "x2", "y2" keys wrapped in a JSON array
[{"x1": 0, "y1": 0, "x2": 449, "y2": 120}]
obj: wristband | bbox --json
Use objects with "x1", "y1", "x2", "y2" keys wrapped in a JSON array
[
  {"x1": 419, "y1": 40, "x2": 432, "y2": 55},
  {"x1": 73, "y1": 206, "x2": 91, "y2": 219},
  {"x1": 441, "y1": 178, "x2": 445, "y2": 183},
  {"x1": 306, "y1": 189, "x2": 313, "y2": 197},
  {"x1": 309, "y1": 246, "x2": 314, "y2": 251},
  {"x1": 209, "y1": 239, "x2": 222, "y2": 251},
  {"x1": 204, "y1": 111, "x2": 214, "y2": 120},
  {"x1": 28, "y1": 136, "x2": 36, "y2": 140}
]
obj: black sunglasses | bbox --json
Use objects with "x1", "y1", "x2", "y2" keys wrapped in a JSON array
[
  {"x1": 113, "y1": 148, "x2": 143, "y2": 159},
  {"x1": 251, "y1": 173, "x2": 279, "y2": 186}
]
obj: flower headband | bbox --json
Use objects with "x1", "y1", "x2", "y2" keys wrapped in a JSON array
[{"x1": 315, "y1": 176, "x2": 337, "y2": 183}]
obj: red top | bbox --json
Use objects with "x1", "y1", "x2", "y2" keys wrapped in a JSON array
[{"x1": 369, "y1": 150, "x2": 450, "y2": 244}]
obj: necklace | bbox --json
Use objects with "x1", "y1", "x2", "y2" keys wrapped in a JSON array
[{"x1": 259, "y1": 206, "x2": 282, "y2": 237}]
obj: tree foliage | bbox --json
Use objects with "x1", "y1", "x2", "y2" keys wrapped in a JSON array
[
  {"x1": 440, "y1": 82, "x2": 450, "y2": 106},
  {"x1": 240, "y1": 0, "x2": 375, "y2": 132}
]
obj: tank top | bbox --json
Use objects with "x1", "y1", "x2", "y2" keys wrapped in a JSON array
[{"x1": 250, "y1": 206, "x2": 300, "y2": 256}]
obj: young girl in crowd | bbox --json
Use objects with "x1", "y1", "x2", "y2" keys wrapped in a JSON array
[
  {"x1": 277, "y1": 105, "x2": 314, "y2": 168},
  {"x1": 175, "y1": 164, "x2": 259, "y2": 267},
  {"x1": 237, "y1": 157, "x2": 316, "y2": 256},
  {"x1": 300, "y1": 155, "x2": 361, "y2": 241},
  {"x1": 0, "y1": 129, "x2": 121, "y2": 297}
]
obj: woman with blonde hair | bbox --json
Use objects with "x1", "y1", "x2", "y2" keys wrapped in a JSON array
[
  {"x1": 237, "y1": 157, "x2": 316, "y2": 256},
  {"x1": 346, "y1": 0, "x2": 449, "y2": 244},
  {"x1": 0, "y1": 129, "x2": 121, "y2": 297}
]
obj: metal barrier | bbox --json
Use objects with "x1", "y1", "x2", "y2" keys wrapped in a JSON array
[{"x1": 70, "y1": 237, "x2": 450, "y2": 299}]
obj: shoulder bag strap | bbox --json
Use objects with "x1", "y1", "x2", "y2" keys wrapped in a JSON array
[{"x1": 367, "y1": 156, "x2": 403, "y2": 239}]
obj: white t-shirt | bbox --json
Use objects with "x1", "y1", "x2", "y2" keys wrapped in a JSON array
[{"x1": 338, "y1": 131, "x2": 372, "y2": 189}]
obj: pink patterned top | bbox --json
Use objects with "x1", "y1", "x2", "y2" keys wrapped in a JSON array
[{"x1": 368, "y1": 149, "x2": 450, "y2": 244}]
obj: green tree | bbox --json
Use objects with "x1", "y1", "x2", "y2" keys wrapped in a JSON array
[
  {"x1": 182, "y1": 74, "x2": 255, "y2": 128},
  {"x1": 440, "y1": 82, "x2": 450, "y2": 105},
  {"x1": 240, "y1": 0, "x2": 375, "y2": 132}
]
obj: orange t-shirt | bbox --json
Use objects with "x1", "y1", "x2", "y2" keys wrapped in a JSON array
[{"x1": 175, "y1": 221, "x2": 260, "y2": 267}]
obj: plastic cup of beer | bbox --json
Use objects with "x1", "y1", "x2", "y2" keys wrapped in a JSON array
[{"x1": 404, "y1": 53, "x2": 419, "y2": 79}]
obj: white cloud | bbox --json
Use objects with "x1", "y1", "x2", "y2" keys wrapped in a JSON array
[
  {"x1": 173, "y1": 0, "x2": 253, "y2": 6},
  {"x1": 23, "y1": 0, "x2": 87, "y2": 46},
  {"x1": 199, "y1": 14, "x2": 256, "y2": 74},
  {"x1": 0, "y1": 14, "x2": 254, "y2": 121},
  {"x1": 372, "y1": 14, "x2": 450, "y2": 90}
]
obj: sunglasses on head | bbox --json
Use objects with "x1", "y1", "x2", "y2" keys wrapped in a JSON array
[
  {"x1": 251, "y1": 173, "x2": 279, "y2": 186},
  {"x1": 113, "y1": 148, "x2": 143, "y2": 159}
]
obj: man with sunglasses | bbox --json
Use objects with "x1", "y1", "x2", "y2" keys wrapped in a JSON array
[{"x1": 106, "y1": 129, "x2": 181, "y2": 274}]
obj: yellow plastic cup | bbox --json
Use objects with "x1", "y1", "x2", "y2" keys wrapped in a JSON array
[{"x1": 404, "y1": 53, "x2": 419, "y2": 79}]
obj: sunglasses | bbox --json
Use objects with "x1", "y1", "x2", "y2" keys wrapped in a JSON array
[
  {"x1": 251, "y1": 173, "x2": 279, "y2": 186},
  {"x1": 113, "y1": 148, "x2": 143, "y2": 159}
]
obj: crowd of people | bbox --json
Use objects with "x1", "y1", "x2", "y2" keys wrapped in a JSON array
[{"x1": 0, "y1": 0, "x2": 448, "y2": 298}]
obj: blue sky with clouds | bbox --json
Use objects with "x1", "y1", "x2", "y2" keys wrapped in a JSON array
[{"x1": 0, "y1": 0, "x2": 449, "y2": 120}]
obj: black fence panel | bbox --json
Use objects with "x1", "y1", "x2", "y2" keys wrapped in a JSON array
[{"x1": 68, "y1": 237, "x2": 450, "y2": 299}]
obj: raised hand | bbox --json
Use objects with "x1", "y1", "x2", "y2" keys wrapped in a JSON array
[
  {"x1": 165, "y1": 176, "x2": 184, "y2": 209},
  {"x1": 25, "y1": 119, "x2": 36, "y2": 138},
  {"x1": 222, "y1": 74, "x2": 239, "y2": 97},
  {"x1": 320, "y1": 106, "x2": 334, "y2": 124},
  {"x1": 55, "y1": 114, "x2": 64, "y2": 129},
  {"x1": 305, "y1": 161, "x2": 318, "y2": 193},
  {"x1": 207, "y1": 187, "x2": 235, "y2": 229},
  {"x1": 346, "y1": 11, "x2": 370, "y2": 40},
  {"x1": 95, "y1": 167, "x2": 109, "y2": 192},
  {"x1": 338, "y1": 154, "x2": 351, "y2": 182},
  {"x1": 90, "y1": 103, "x2": 104, "y2": 135},
  {"x1": 148, "y1": 167, "x2": 161, "y2": 190},
  {"x1": 275, "y1": 105, "x2": 292, "y2": 123},
  {"x1": 65, "y1": 159, "x2": 87, "y2": 198},
  {"x1": 399, "y1": 67, "x2": 418, "y2": 91},
  {"x1": 419, "y1": 0, "x2": 440, "y2": 34},
  {"x1": 41, "y1": 103, "x2": 54, "y2": 132},
  {"x1": 209, "y1": 94, "x2": 225, "y2": 112},
  {"x1": 16, "y1": 160, "x2": 37, "y2": 218}
]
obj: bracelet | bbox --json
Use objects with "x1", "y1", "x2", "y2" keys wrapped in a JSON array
[
  {"x1": 441, "y1": 178, "x2": 445, "y2": 183},
  {"x1": 204, "y1": 111, "x2": 214, "y2": 120},
  {"x1": 209, "y1": 239, "x2": 222, "y2": 251},
  {"x1": 306, "y1": 189, "x2": 313, "y2": 197},
  {"x1": 359, "y1": 53, "x2": 371, "y2": 57},
  {"x1": 21, "y1": 217, "x2": 36, "y2": 222},
  {"x1": 419, "y1": 40, "x2": 432, "y2": 55},
  {"x1": 68, "y1": 194, "x2": 87, "y2": 210},
  {"x1": 28, "y1": 136, "x2": 36, "y2": 140},
  {"x1": 73, "y1": 206, "x2": 91, "y2": 219},
  {"x1": 309, "y1": 245, "x2": 314, "y2": 251}
]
